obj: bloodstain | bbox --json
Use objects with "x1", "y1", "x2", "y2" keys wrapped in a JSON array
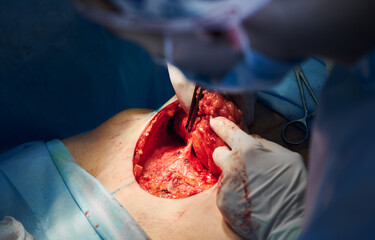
[
  {"x1": 133, "y1": 90, "x2": 243, "y2": 199},
  {"x1": 111, "y1": 133, "x2": 120, "y2": 139},
  {"x1": 239, "y1": 168, "x2": 253, "y2": 231},
  {"x1": 177, "y1": 210, "x2": 186, "y2": 218}
]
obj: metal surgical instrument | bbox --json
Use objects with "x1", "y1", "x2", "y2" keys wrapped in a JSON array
[
  {"x1": 185, "y1": 85, "x2": 204, "y2": 132},
  {"x1": 282, "y1": 65, "x2": 318, "y2": 145}
]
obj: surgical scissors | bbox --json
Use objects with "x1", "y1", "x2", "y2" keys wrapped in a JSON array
[{"x1": 282, "y1": 65, "x2": 318, "y2": 145}]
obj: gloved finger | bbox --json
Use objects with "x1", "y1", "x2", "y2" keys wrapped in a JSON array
[
  {"x1": 212, "y1": 146, "x2": 232, "y2": 171},
  {"x1": 210, "y1": 116, "x2": 259, "y2": 149},
  {"x1": 0, "y1": 216, "x2": 33, "y2": 240}
]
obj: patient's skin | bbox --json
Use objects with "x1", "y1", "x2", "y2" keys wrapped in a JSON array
[{"x1": 62, "y1": 97, "x2": 241, "y2": 240}]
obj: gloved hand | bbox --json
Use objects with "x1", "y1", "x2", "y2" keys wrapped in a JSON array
[
  {"x1": 210, "y1": 116, "x2": 307, "y2": 240},
  {"x1": 74, "y1": 0, "x2": 302, "y2": 92},
  {"x1": 0, "y1": 216, "x2": 34, "y2": 240},
  {"x1": 105, "y1": 29, "x2": 242, "y2": 78},
  {"x1": 169, "y1": 27, "x2": 298, "y2": 90}
]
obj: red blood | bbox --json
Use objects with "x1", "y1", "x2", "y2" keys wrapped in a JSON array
[
  {"x1": 187, "y1": 91, "x2": 242, "y2": 176},
  {"x1": 133, "y1": 90, "x2": 242, "y2": 199}
]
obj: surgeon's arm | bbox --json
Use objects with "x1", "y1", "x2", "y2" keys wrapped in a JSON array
[{"x1": 244, "y1": 0, "x2": 375, "y2": 63}]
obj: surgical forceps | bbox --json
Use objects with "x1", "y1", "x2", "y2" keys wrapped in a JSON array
[
  {"x1": 186, "y1": 85, "x2": 204, "y2": 132},
  {"x1": 282, "y1": 65, "x2": 318, "y2": 145}
]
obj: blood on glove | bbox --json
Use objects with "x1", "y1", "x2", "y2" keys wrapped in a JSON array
[{"x1": 210, "y1": 117, "x2": 307, "y2": 240}]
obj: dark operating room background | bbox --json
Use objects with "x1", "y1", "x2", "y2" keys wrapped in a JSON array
[{"x1": 0, "y1": 0, "x2": 174, "y2": 153}]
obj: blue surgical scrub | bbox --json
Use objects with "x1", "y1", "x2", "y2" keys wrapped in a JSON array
[
  {"x1": 0, "y1": 140, "x2": 148, "y2": 239},
  {"x1": 0, "y1": 0, "x2": 174, "y2": 153},
  {"x1": 299, "y1": 49, "x2": 375, "y2": 239},
  {"x1": 258, "y1": 58, "x2": 326, "y2": 131}
]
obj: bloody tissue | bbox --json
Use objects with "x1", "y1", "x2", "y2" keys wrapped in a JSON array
[{"x1": 133, "y1": 90, "x2": 242, "y2": 199}]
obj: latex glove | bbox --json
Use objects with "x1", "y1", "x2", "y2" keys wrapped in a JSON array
[
  {"x1": 167, "y1": 28, "x2": 297, "y2": 90},
  {"x1": 108, "y1": 29, "x2": 242, "y2": 78},
  {"x1": 210, "y1": 116, "x2": 307, "y2": 240},
  {"x1": 0, "y1": 216, "x2": 34, "y2": 240},
  {"x1": 166, "y1": 26, "x2": 299, "y2": 92},
  {"x1": 74, "y1": 0, "x2": 299, "y2": 91}
]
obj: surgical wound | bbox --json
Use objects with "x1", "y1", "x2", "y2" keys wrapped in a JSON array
[{"x1": 133, "y1": 90, "x2": 242, "y2": 199}]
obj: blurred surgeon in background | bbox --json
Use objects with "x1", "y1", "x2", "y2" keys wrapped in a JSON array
[
  {"x1": 74, "y1": 0, "x2": 375, "y2": 239},
  {"x1": 0, "y1": 0, "x2": 174, "y2": 153}
]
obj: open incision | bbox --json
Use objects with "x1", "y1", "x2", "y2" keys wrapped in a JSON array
[{"x1": 133, "y1": 90, "x2": 243, "y2": 199}]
